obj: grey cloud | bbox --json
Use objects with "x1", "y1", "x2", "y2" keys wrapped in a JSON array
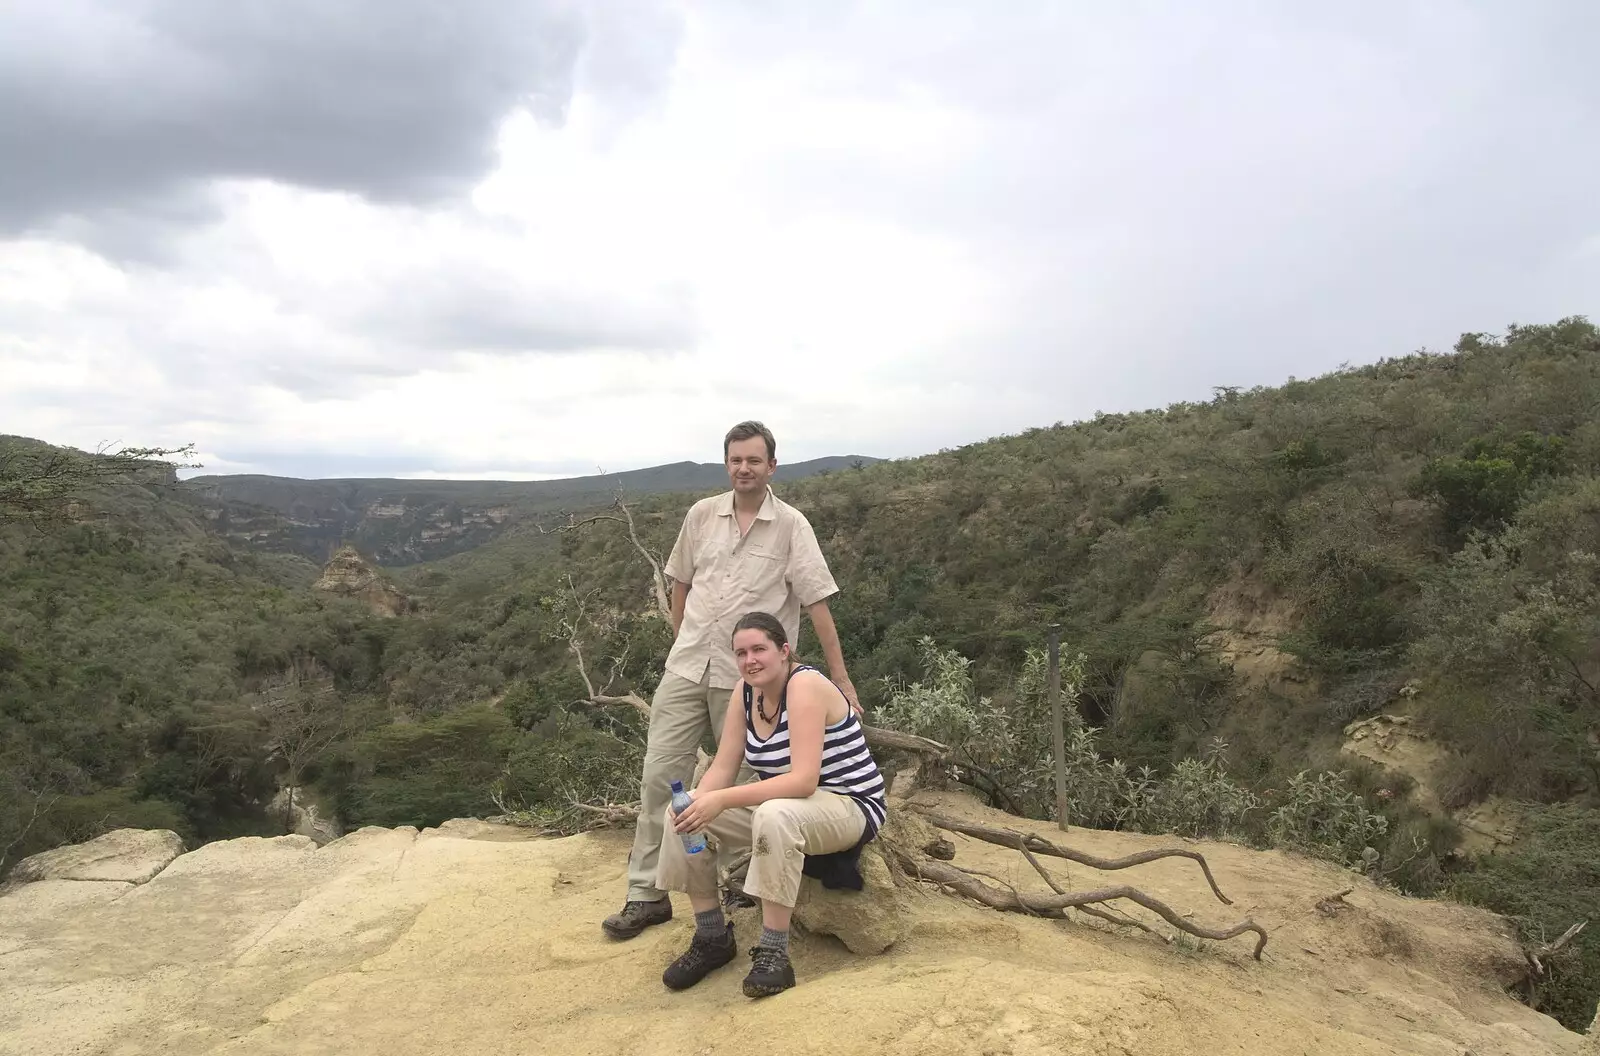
[
  {"x1": 368, "y1": 276, "x2": 697, "y2": 355},
  {"x1": 0, "y1": 0, "x2": 683, "y2": 244},
  {"x1": 738, "y1": 1, "x2": 1600, "y2": 427}
]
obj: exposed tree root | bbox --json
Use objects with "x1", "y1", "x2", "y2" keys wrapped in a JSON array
[
  {"x1": 894, "y1": 850, "x2": 1268, "y2": 960},
  {"x1": 910, "y1": 808, "x2": 1237, "y2": 906},
  {"x1": 1074, "y1": 903, "x2": 1173, "y2": 943}
]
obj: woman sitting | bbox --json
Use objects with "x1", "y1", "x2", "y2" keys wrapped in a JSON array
[{"x1": 653, "y1": 611, "x2": 887, "y2": 998}]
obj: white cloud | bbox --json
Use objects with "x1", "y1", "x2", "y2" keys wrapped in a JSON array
[{"x1": 2, "y1": 1, "x2": 1598, "y2": 479}]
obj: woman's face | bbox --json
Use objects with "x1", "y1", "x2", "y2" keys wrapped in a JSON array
[{"x1": 733, "y1": 628, "x2": 788, "y2": 685}]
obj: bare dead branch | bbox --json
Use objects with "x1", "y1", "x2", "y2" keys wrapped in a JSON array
[
  {"x1": 0, "y1": 787, "x2": 59, "y2": 876},
  {"x1": 861, "y1": 726, "x2": 950, "y2": 760},
  {"x1": 570, "y1": 799, "x2": 641, "y2": 828},
  {"x1": 911, "y1": 808, "x2": 1236, "y2": 906},
  {"x1": 609, "y1": 495, "x2": 671, "y2": 622},
  {"x1": 543, "y1": 492, "x2": 671, "y2": 622},
  {"x1": 1562, "y1": 655, "x2": 1600, "y2": 705},
  {"x1": 588, "y1": 691, "x2": 652, "y2": 717},
  {"x1": 549, "y1": 574, "x2": 654, "y2": 718},
  {"x1": 896, "y1": 852, "x2": 1267, "y2": 960},
  {"x1": 1539, "y1": 919, "x2": 1588, "y2": 957},
  {"x1": 601, "y1": 632, "x2": 633, "y2": 696},
  {"x1": 1526, "y1": 920, "x2": 1588, "y2": 979},
  {"x1": 555, "y1": 574, "x2": 601, "y2": 700}
]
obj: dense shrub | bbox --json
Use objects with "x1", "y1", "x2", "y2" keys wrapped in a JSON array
[{"x1": 1450, "y1": 804, "x2": 1600, "y2": 1031}]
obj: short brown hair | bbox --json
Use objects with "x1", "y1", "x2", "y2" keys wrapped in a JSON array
[
  {"x1": 733, "y1": 610, "x2": 788, "y2": 649},
  {"x1": 733, "y1": 610, "x2": 807, "y2": 667},
  {"x1": 724, "y1": 420, "x2": 776, "y2": 461}
]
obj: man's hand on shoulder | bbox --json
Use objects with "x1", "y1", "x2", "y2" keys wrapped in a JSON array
[{"x1": 833, "y1": 674, "x2": 862, "y2": 717}]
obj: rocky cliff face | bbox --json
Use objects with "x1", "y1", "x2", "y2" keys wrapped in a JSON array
[
  {"x1": 187, "y1": 485, "x2": 514, "y2": 565},
  {"x1": 313, "y1": 546, "x2": 412, "y2": 617}
]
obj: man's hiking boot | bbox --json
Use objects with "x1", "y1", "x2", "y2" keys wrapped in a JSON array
[
  {"x1": 661, "y1": 923, "x2": 737, "y2": 990},
  {"x1": 741, "y1": 944, "x2": 796, "y2": 998},
  {"x1": 601, "y1": 898, "x2": 672, "y2": 940}
]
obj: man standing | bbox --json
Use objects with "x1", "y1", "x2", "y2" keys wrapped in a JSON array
[{"x1": 602, "y1": 420, "x2": 859, "y2": 940}]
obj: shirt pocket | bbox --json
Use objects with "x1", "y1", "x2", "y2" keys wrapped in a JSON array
[
  {"x1": 693, "y1": 529, "x2": 724, "y2": 573},
  {"x1": 739, "y1": 543, "x2": 788, "y2": 594}
]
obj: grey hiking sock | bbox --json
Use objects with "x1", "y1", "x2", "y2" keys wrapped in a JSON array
[
  {"x1": 694, "y1": 906, "x2": 728, "y2": 940},
  {"x1": 758, "y1": 925, "x2": 790, "y2": 956}
]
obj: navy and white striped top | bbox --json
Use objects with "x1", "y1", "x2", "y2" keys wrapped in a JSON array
[{"x1": 743, "y1": 665, "x2": 888, "y2": 837}]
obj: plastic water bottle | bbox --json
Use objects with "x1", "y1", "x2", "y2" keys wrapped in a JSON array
[{"x1": 670, "y1": 780, "x2": 707, "y2": 854}]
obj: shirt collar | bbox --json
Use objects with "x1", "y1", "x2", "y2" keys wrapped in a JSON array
[{"x1": 718, "y1": 486, "x2": 776, "y2": 521}]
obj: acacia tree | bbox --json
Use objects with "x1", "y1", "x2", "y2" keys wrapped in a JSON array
[
  {"x1": 252, "y1": 657, "x2": 349, "y2": 833},
  {"x1": 0, "y1": 438, "x2": 199, "y2": 527}
]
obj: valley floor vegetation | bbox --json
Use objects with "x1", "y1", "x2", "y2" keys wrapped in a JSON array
[{"x1": 2, "y1": 319, "x2": 1598, "y2": 1028}]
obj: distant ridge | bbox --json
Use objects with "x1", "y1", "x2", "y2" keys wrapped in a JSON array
[{"x1": 178, "y1": 454, "x2": 881, "y2": 564}]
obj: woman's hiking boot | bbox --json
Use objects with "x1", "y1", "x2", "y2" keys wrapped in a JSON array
[
  {"x1": 742, "y1": 944, "x2": 796, "y2": 998},
  {"x1": 661, "y1": 922, "x2": 737, "y2": 990},
  {"x1": 601, "y1": 898, "x2": 672, "y2": 940}
]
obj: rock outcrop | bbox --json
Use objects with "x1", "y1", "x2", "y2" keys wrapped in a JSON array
[
  {"x1": 313, "y1": 545, "x2": 412, "y2": 617},
  {"x1": 2, "y1": 827, "x2": 184, "y2": 890},
  {"x1": 1, "y1": 793, "x2": 1590, "y2": 1056},
  {"x1": 793, "y1": 846, "x2": 904, "y2": 955}
]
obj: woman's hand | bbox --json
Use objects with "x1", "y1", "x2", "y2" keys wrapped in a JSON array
[{"x1": 670, "y1": 788, "x2": 728, "y2": 835}]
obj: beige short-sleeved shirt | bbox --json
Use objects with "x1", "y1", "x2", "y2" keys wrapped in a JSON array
[{"x1": 662, "y1": 487, "x2": 839, "y2": 688}]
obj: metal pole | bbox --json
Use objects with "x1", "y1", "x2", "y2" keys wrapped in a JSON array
[{"x1": 1048, "y1": 623, "x2": 1067, "y2": 830}]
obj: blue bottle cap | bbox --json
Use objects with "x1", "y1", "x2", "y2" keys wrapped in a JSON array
[{"x1": 670, "y1": 780, "x2": 684, "y2": 793}]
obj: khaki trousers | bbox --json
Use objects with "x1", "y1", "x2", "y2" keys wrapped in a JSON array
[
  {"x1": 626, "y1": 665, "x2": 754, "y2": 901},
  {"x1": 655, "y1": 790, "x2": 866, "y2": 909}
]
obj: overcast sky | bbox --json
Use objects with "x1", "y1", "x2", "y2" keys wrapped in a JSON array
[{"x1": 2, "y1": 1, "x2": 1597, "y2": 480}]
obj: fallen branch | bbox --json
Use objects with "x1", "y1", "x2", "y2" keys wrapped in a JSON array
[
  {"x1": 1526, "y1": 919, "x2": 1588, "y2": 979},
  {"x1": 911, "y1": 808, "x2": 1236, "y2": 906},
  {"x1": 571, "y1": 800, "x2": 641, "y2": 828},
  {"x1": 861, "y1": 726, "x2": 949, "y2": 760},
  {"x1": 895, "y1": 851, "x2": 1268, "y2": 960},
  {"x1": 1315, "y1": 888, "x2": 1354, "y2": 916}
]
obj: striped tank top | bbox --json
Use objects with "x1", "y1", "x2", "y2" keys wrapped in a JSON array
[{"x1": 743, "y1": 665, "x2": 888, "y2": 836}]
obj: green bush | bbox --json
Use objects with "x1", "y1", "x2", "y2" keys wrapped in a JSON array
[
  {"x1": 1450, "y1": 804, "x2": 1600, "y2": 1031},
  {"x1": 1417, "y1": 430, "x2": 1570, "y2": 543},
  {"x1": 1265, "y1": 770, "x2": 1388, "y2": 866},
  {"x1": 1140, "y1": 740, "x2": 1261, "y2": 840},
  {"x1": 494, "y1": 711, "x2": 644, "y2": 831},
  {"x1": 1411, "y1": 481, "x2": 1600, "y2": 800},
  {"x1": 332, "y1": 707, "x2": 517, "y2": 829}
]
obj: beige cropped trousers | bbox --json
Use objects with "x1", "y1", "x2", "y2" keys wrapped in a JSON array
[{"x1": 654, "y1": 789, "x2": 865, "y2": 908}]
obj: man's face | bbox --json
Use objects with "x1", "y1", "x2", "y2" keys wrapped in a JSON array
[{"x1": 726, "y1": 435, "x2": 776, "y2": 495}]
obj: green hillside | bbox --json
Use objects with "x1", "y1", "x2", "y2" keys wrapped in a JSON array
[
  {"x1": 457, "y1": 318, "x2": 1599, "y2": 801},
  {"x1": 3, "y1": 318, "x2": 1597, "y2": 1026}
]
